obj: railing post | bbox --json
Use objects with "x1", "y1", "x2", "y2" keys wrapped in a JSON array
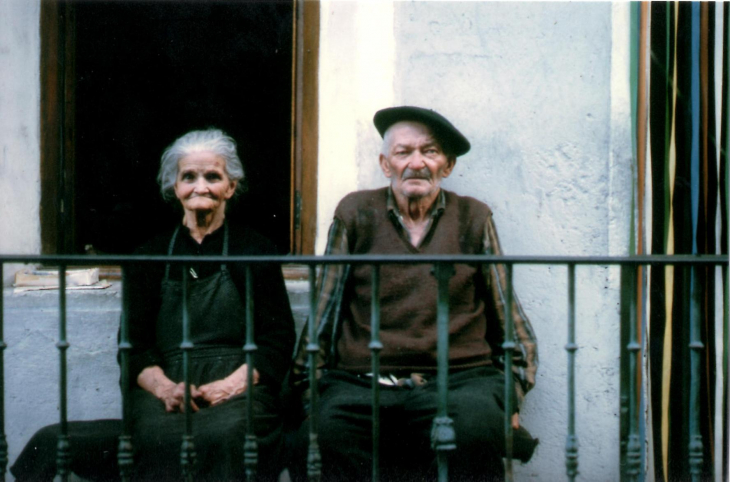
[
  {"x1": 565, "y1": 264, "x2": 579, "y2": 480},
  {"x1": 0, "y1": 264, "x2": 7, "y2": 482},
  {"x1": 244, "y1": 265, "x2": 258, "y2": 481},
  {"x1": 431, "y1": 262, "x2": 455, "y2": 482},
  {"x1": 56, "y1": 265, "x2": 70, "y2": 482},
  {"x1": 117, "y1": 266, "x2": 134, "y2": 481},
  {"x1": 369, "y1": 264, "x2": 382, "y2": 482},
  {"x1": 622, "y1": 264, "x2": 642, "y2": 481},
  {"x1": 306, "y1": 265, "x2": 322, "y2": 482},
  {"x1": 180, "y1": 266, "x2": 196, "y2": 481},
  {"x1": 502, "y1": 263, "x2": 515, "y2": 482},
  {"x1": 688, "y1": 265, "x2": 705, "y2": 481}
]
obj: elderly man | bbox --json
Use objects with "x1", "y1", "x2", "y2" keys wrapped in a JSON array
[{"x1": 293, "y1": 106, "x2": 539, "y2": 481}]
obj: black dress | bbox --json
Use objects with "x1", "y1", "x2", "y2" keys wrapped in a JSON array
[
  {"x1": 126, "y1": 222, "x2": 295, "y2": 481},
  {"x1": 10, "y1": 222, "x2": 295, "y2": 481}
]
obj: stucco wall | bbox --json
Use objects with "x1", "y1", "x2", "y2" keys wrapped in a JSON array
[
  {"x1": 0, "y1": 0, "x2": 41, "y2": 286},
  {"x1": 317, "y1": 2, "x2": 633, "y2": 480}
]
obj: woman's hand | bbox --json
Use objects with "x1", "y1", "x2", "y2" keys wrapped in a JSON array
[
  {"x1": 137, "y1": 366, "x2": 201, "y2": 413},
  {"x1": 198, "y1": 364, "x2": 260, "y2": 407}
]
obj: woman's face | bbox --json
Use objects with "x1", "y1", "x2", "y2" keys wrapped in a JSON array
[{"x1": 174, "y1": 151, "x2": 237, "y2": 216}]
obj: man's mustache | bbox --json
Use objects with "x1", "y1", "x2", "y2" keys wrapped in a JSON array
[{"x1": 402, "y1": 168, "x2": 431, "y2": 181}]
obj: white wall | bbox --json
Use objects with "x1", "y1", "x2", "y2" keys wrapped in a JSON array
[
  {"x1": 316, "y1": 0, "x2": 396, "y2": 254},
  {"x1": 318, "y1": 2, "x2": 633, "y2": 479},
  {"x1": 0, "y1": 0, "x2": 41, "y2": 286}
]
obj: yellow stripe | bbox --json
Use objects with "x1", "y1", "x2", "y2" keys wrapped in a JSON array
[{"x1": 661, "y1": 4, "x2": 679, "y2": 476}]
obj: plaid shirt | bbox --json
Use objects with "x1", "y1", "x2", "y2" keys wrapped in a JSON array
[{"x1": 292, "y1": 188, "x2": 538, "y2": 406}]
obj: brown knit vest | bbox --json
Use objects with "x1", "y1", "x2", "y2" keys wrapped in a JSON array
[{"x1": 334, "y1": 187, "x2": 493, "y2": 372}]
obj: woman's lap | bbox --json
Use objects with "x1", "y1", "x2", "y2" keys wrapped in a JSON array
[{"x1": 130, "y1": 385, "x2": 283, "y2": 481}]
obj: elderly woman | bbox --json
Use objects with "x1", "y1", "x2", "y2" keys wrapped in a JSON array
[
  {"x1": 11, "y1": 129, "x2": 295, "y2": 481},
  {"x1": 124, "y1": 128, "x2": 295, "y2": 480}
]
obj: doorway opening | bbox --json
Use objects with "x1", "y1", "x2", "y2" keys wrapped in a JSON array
[
  {"x1": 41, "y1": 0, "x2": 319, "y2": 256},
  {"x1": 75, "y1": 1, "x2": 292, "y2": 254}
]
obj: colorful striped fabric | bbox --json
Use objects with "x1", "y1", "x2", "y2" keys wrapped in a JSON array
[{"x1": 636, "y1": 3, "x2": 728, "y2": 481}]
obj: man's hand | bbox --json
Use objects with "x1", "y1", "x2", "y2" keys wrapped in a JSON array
[
  {"x1": 198, "y1": 364, "x2": 260, "y2": 407},
  {"x1": 512, "y1": 413, "x2": 520, "y2": 430},
  {"x1": 137, "y1": 366, "x2": 200, "y2": 413}
]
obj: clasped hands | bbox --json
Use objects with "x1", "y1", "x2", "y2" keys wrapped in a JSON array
[{"x1": 139, "y1": 364, "x2": 259, "y2": 413}]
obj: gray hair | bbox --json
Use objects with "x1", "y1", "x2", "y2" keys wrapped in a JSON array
[
  {"x1": 381, "y1": 127, "x2": 396, "y2": 157},
  {"x1": 158, "y1": 128, "x2": 245, "y2": 201}
]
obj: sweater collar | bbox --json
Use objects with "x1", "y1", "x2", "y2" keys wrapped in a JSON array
[
  {"x1": 386, "y1": 187, "x2": 446, "y2": 248},
  {"x1": 386, "y1": 187, "x2": 446, "y2": 218}
]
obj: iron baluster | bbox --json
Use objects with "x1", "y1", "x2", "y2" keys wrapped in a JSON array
[
  {"x1": 244, "y1": 265, "x2": 259, "y2": 481},
  {"x1": 688, "y1": 265, "x2": 705, "y2": 481},
  {"x1": 117, "y1": 267, "x2": 134, "y2": 480},
  {"x1": 0, "y1": 264, "x2": 7, "y2": 482},
  {"x1": 369, "y1": 265, "x2": 382, "y2": 482},
  {"x1": 565, "y1": 264, "x2": 579, "y2": 480},
  {"x1": 56, "y1": 265, "x2": 70, "y2": 482},
  {"x1": 502, "y1": 264, "x2": 515, "y2": 482},
  {"x1": 625, "y1": 265, "x2": 642, "y2": 480},
  {"x1": 180, "y1": 266, "x2": 196, "y2": 481},
  {"x1": 307, "y1": 265, "x2": 322, "y2": 481},
  {"x1": 431, "y1": 262, "x2": 456, "y2": 482}
]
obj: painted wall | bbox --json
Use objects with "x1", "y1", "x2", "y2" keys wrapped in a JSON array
[
  {"x1": 317, "y1": 2, "x2": 633, "y2": 479},
  {"x1": 0, "y1": 0, "x2": 41, "y2": 286}
]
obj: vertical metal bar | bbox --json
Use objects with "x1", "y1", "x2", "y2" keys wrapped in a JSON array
[
  {"x1": 619, "y1": 263, "x2": 631, "y2": 480},
  {"x1": 307, "y1": 265, "x2": 322, "y2": 481},
  {"x1": 625, "y1": 265, "x2": 642, "y2": 481},
  {"x1": 56, "y1": 265, "x2": 70, "y2": 481},
  {"x1": 688, "y1": 265, "x2": 704, "y2": 481},
  {"x1": 179, "y1": 266, "x2": 195, "y2": 481},
  {"x1": 0, "y1": 264, "x2": 7, "y2": 482},
  {"x1": 565, "y1": 264, "x2": 579, "y2": 480},
  {"x1": 431, "y1": 262, "x2": 455, "y2": 482},
  {"x1": 369, "y1": 265, "x2": 382, "y2": 482},
  {"x1": 117, "y1": 267, "x2": 133, "y2": 481},
  {"x1": 244, "y1": 265, "x2": 258, "y2": 481},
  {"x1": 502, "y1": 264, "x2": 515, "y2": 482}
]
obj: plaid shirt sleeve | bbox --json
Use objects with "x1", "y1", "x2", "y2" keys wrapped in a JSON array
[
  {"x1": 482, "y1": 214, "x2": 539, "y2": 408},
  {"x1": 291, "y1": 217, "x2": 350, "y2": 392}
]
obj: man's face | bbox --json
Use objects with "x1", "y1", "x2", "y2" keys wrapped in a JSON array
[{"x1": 379, "y1": 121, "x2": 456, "y2": 201}]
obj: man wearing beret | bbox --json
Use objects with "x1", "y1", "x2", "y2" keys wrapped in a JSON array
[{"x1": 292, "y1": 106, "x2": 539, "y2": 481}]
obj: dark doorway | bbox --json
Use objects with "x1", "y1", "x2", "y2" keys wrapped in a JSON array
[{"x1": 73, "y1": 1, "x2": 293, "y2": 254}]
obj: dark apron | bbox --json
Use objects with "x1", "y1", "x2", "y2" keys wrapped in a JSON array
[{"x1": 156, "y1": 222, "x2": 247, "y2": 384}]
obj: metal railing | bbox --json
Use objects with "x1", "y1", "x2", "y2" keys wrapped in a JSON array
[{"x1": 0, "y1": 253, "x2": 726, "y2": 482}]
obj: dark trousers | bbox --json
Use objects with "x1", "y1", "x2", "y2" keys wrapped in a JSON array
[{"x1": 293, "y1": 366, "x2": 537, "y2": 482}]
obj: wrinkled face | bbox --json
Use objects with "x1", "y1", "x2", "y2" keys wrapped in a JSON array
[
  {"x1": 174, "y1": 152, "x2": 237, "y2": 215},
  {"x1": 379, "y1": 121, "x2": 455, "y2": 201}
]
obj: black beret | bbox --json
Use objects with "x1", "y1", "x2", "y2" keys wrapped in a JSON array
[{"x1": 373, "y1": 106, "x2": 471, "y2": 157}]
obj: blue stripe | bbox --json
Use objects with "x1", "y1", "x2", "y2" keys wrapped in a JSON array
[{"x1": 690, "y1": 1, "x2": 701, "y2": 255}]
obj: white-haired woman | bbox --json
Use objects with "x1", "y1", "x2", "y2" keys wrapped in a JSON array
[
  {"x1": 10, "y1": 129, "x2": 294, "y2": 482},
  {"x1": 126, "y1": 128, "x2": 295, "y2": 480}
]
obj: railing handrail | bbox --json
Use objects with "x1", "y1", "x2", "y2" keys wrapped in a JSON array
[{"x1": 0, "y1": 253, "x2": 726, "y2": 266}]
